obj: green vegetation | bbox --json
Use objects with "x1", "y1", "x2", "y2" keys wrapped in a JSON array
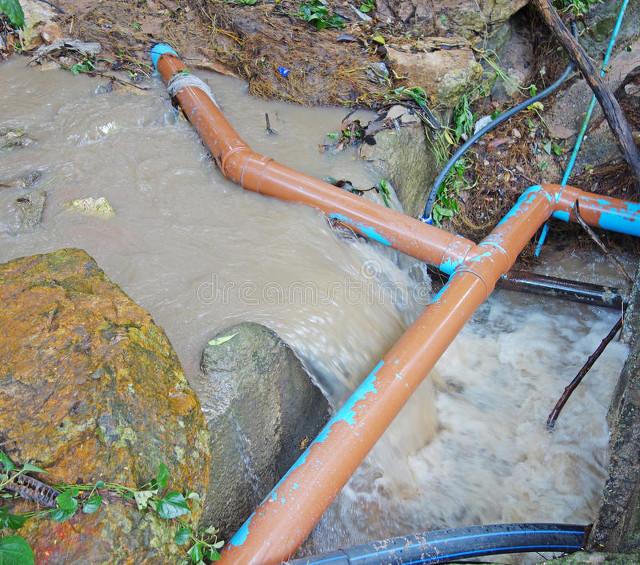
[
  {"x1": 359, "y1": 0, "x2": 376, "y2": 14},
  {"x1": 298, "y1": 1, "x2": 345, "y2": 30},
  {"x1": 69, "y1": 58, "x2": 95, "y2": 75},
  {"x1": 554, "y1": 0, "x2": 600, "y2": 16},
  {"x1": 432, "y1": 158, "x2": 474, "y2": 225},
  {"x1": 377, "y1": 179, "x2": 392, "y2": 207},
  {"x1": 231, "y1": 0, "x2": 258, "y2": 5},
  {"x1": 0, "y1": 0, "x2": 24, "y2": 29},
  {"x1": 0, "y1": 451, "x2": 222, "y2": 564}
]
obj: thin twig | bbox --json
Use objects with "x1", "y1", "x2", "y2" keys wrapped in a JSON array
[
  {"x1": 574, "y1": 200, "x2": 633, "y2": 284},
  {"x1": 265, "y1": 113, "x2": 276, "y2": 135},
  {"x1": 547, "y1": 316, "x2": 623, "y2": 429}
]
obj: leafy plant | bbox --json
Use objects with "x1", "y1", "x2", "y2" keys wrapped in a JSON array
[
  {"x1": 0, "y1": 0, "x2": 24, "y2": 29},
  {"x1": 230, "y1": 0, "x2": 258, "y2": 5},
  {"x1": 0, "y1": 535, "x2": 34, "y2": 565},
  {"x1": 377, "y1": 179, "x2": 392, "y2": 208},
  {"x1": 0, "y1": 451, "x2": 219, "y2": 564},
  {"x1": 452, "y1": 93, "x2": 474, "y2": 143},
  {"x1": 359, "y1": 0, "x2": 375, "y2": 13},
  {"x1": 554, "y1": 0, "x2": 600, "y2": 16},
  {"x1": 297, "y1": 0, "x2": 345, "y2": 30},
  {"x1": 392, "y1": 86, "x2": 428, "y2": 110},
  {"x1": 432, "y1": 158, "x2": 474, "y2": 225},
  {"x1": 69, "y1": 59, "x2": 95, "y2": 75}
]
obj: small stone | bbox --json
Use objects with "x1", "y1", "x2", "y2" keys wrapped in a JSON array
[
  {"x1": 0, "y1": 170, "x2": 41, "y2": 190},
  {"x1": 40, "y1": 22, "x2": 63, "y2": 45},
  {"x1": 474, "y1": 115, "x2": 492, "y2": 134},
  {"x1": 68, "y1": 196, "x2": 115, "y2": 218},
  {"x1": 625, "y1": 82, "x2": 640, "y2": 97},
  {"x1": 512, "y1": 128, "x2": 522, "y2": 139},
  {"x1": 14, "y1": 190, "x2": 46, "y2": 233},
  {"x1": 0, "y1": 127, "x2": 34, "y2": 150}
]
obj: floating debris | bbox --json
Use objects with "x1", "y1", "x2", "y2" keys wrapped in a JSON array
[{"x1": 68, "y1": 196, "x2": 115, "y2": 218}]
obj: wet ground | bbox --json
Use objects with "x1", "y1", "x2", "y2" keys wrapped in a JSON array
[{"x1": 0, "y1": 59, "x2": 633, "y2": 561}]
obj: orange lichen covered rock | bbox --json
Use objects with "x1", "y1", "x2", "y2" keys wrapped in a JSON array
[{"x1": 0, "y1": 248, "x2": 210, "y2": 564}]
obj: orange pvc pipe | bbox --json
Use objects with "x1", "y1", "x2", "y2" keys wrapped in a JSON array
[
  {"x1": 154, "y1": 51, "x2": 475, "y2": 271},
  {"x1": 150, "y1": 45, "x2": 640, "y2": 564}
]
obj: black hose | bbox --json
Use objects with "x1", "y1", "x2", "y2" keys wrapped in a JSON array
[
  {"x1": 288, "y1": 523, "x2": 588, "y2": 565},
  {"x1": 421, "y1": 24, "x2": 578, "y2": 223}
]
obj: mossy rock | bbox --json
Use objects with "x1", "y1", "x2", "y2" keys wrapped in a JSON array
[{"x1": 0, "y1": 249, "x2": 210, "y2": 564}]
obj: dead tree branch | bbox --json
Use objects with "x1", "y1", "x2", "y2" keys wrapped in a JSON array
[
  {"x1": 547, "y1": 316, "x2": 623, "y2": 429},
  {"x1": 532, "y1": 0, "x2": 640, "y2": 186}
]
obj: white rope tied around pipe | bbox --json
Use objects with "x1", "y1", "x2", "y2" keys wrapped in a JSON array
[{"x1": 167, "y1": 71, "x2": 219, "y2": 107}]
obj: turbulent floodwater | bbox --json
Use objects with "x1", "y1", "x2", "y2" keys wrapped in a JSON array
[{"x1": 0, "y1": 59, "x2": 630, "y2": 561}]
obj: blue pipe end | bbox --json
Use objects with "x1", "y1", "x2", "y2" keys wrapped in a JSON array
[{"x1": 150, "y1": 43, "x2": 178, "y2": 71}]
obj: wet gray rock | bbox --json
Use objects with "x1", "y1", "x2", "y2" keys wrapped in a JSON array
[
  {"x1": 546, "y1": 39, "x2": 640, "y2": 141},
  {"x1": 360, "y1": 106, "x2": 439, "y2": 218},
  {"x1": 0, "y1": 127, "x2": 34, "y2": 150},
  {"x1": 590, "y1": 264, "x2": 640, "y2": 554},
  {"x1": 489, "y1": 16, "x2": 535, "y2": 101},
  {"x1": 13, "y1": 190, "x2": 46, "y2": 233},
  {"x1": 580, "y1": 0, "x2": 640, "y2": 59},
  {"x1": 0, "y1": 170, "x2": 42, "y2": 190},
  {"x1": 199, "y1": 322, "x2": 330, "y2": 537}
]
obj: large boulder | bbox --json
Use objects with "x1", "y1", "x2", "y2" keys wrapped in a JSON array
[
  {"x1": 0, "y1": 249, "x2": 210, "y2": 564},
  {"x1": 360, "y1": 106, "x2": 439, "y2": 218},
  {"x1": 376, "y1": 0, "x2": 528, "y2": 37},
  {"x1": 199, "y1": 322, "x2": 330, "y2": 537},
  {"x1": 386, "y1": 39, "x2": 483, "y2": 108}
]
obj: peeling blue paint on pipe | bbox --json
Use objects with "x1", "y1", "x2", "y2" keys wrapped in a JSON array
[
  {"x1": 497, "y1": 186, "x2": 545, "y2": 227},
  {"x1": 438, "y1": 257, "x2": 462, "y2": 276},
  {"x1": 150, "y1": 43, "x2": 178, "y2": 71},
  {"x1": 229, "y1": 361, "x2": 385, "y2": 547},
  {"x1": 552, "y1": 210, "x2": 570, "y2": 223},
  {"x1": 598, "y1": 207, "x2": 640, "y2": 236},
  {"x1": 315, "y1": 360, "x2": 383, "y2": 444},
  {"x1": 329, "y1": 213, "x2": 392, "y2": 246}
]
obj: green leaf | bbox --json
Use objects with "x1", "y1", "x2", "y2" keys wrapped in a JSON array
[
  {"x1": 0, "y1": 535, "x2": 34, "y2": 565},
  {"x1": 95, "y1": 480, "x2": 105, "y2": 488},
  {"x1": 0, "y1": 451, "x2": 14, "y2": 473},
  {"x1": 174, "y1": 526, "x2": 192, "y2": 545},
  {"x1": 51, "y1": 490, "x2": 78, "y2": 522},
  {"x1": 186, "y1": 492, "x2": 200, "y2": 502},
  {"x1": 188, "y1": 542, "x2": 203, "y2": 563},
  {"x1": 156, "y1": 492, "x2": 190, "y2": 520},
  {"x1": 82, "y1": 494, "x2": 103, "y2": 514},
  {"x1": 207, "y1": 333, "x2": 238, "y2": 347},
  {"x1": 55, "y1": 490, "x2": 78, "y2": 512},
  {"x1": 20, "y1": 464, "x2": 45, "y2": 474},
  {"x1": 156, "y1": 463, "x2": 170, "y2": 492},
  {"x1": 133, "y1": 490, "x2": 155, "y2": 511},
  {"x1": 0, "y1": 0, "x2": 25, "y2": 29},
  {"x1": 205, "y1": 547, "x2": 222, "y2": 561},
  {"x1": 0, "y1": 508, "x2": 28, "y2": 530}
]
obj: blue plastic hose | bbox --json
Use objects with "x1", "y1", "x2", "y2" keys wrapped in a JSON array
[
  {"x1": 534, "y1": 0, "x2": 630, "y2": 256},
  {"x1": 287, "y1": 523, "x2": 587, "y2": 565}
]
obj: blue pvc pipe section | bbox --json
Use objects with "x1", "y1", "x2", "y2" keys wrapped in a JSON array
[
  {"x1": 150, "y1": 42, "x2": 178, "y2": 71},
  {"x1": 534, "y1": 0, "x2": 630, "y2": 256},
  {"x1": 287, "y1": 523, "x2": 587, "y2": 565}
]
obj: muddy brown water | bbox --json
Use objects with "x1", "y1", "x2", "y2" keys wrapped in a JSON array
[{"x1": 0, "y1": 59, "x2": 632, "y2": 561}]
